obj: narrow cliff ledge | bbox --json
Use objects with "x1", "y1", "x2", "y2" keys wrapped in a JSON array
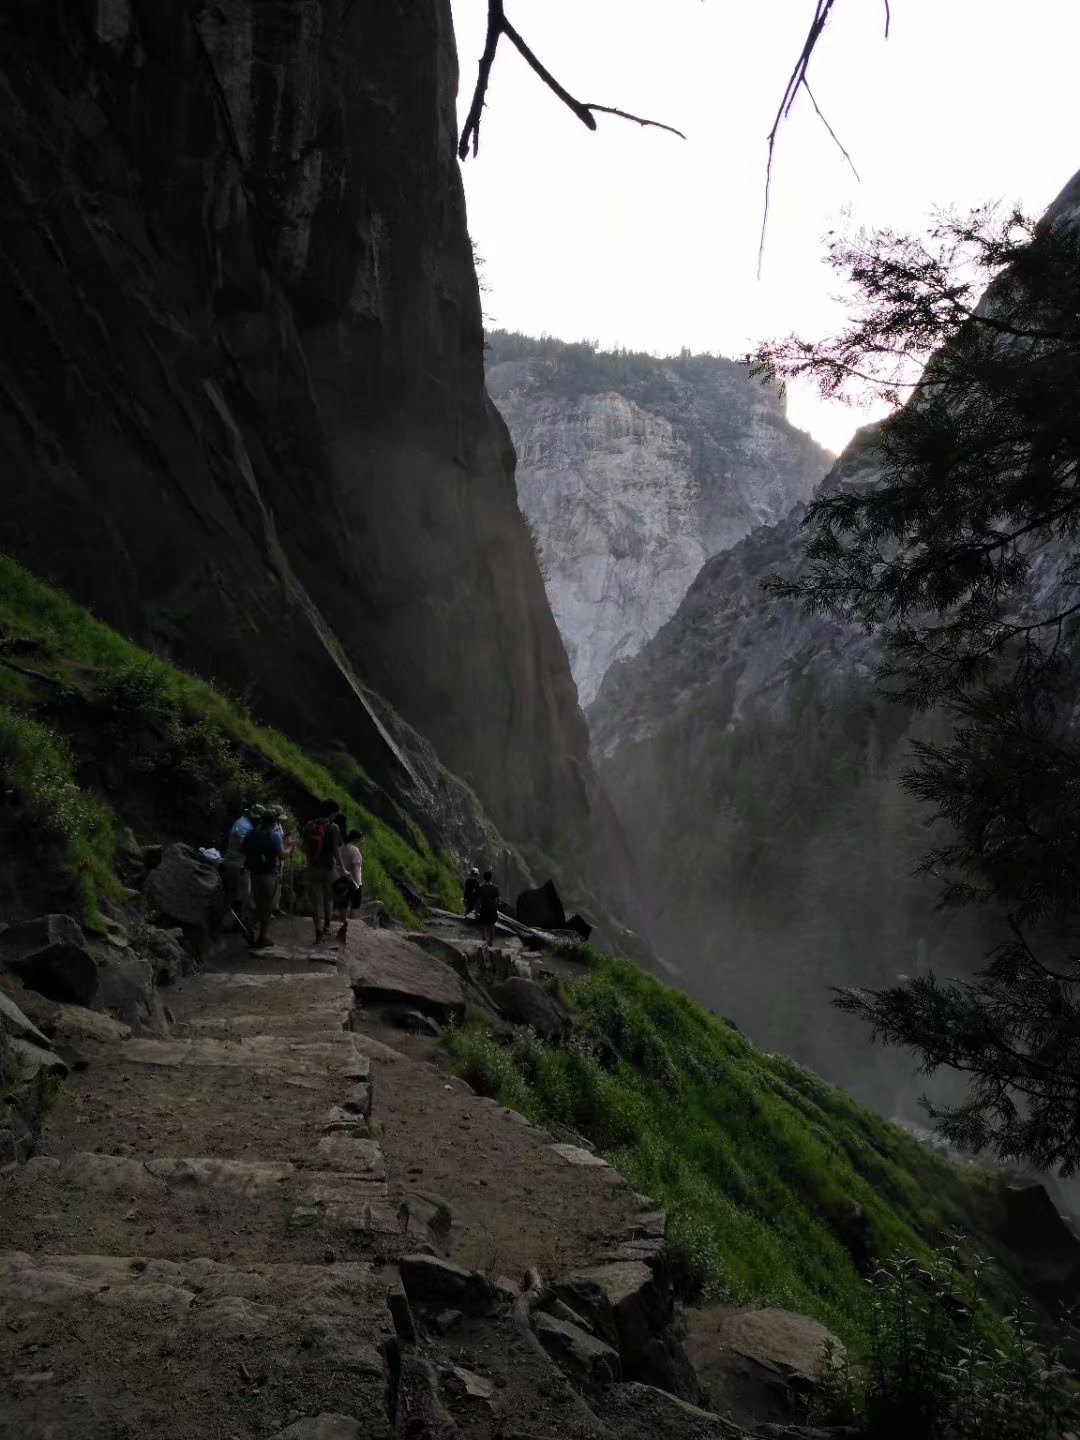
[
  {"x1": 0, "y1": 2, "x2": 631, "y2": 925},
  {"x1": 486, "y1": 333, "x2": 831, "y2": 705}
]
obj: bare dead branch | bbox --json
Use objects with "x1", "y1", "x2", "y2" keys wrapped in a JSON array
[
  {"x1": 459, "y1": 0, "x2": 505, "y2": 159},
  {"x1": 758, "y1": 0, "x2": 840, "y2": 277},
  {"x1": 582, "y1": 105, "x2": 687, "y2": 141},
  {"x1": 802, "y1": 80, "x2": 859, "y2": 181},
  {"x1": 883, "y1": 0, "x2": 892, "y2": 38},
  {"x1": 458, "y1": 0, "x2": 684, "y2": 161}
]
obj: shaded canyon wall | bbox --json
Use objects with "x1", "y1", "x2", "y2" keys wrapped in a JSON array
[{"x1": 0, "y1": 1, "x2": 637, "y2": 926}]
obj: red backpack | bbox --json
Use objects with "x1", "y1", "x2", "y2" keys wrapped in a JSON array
[{"x1": 303, "y1": 818, "x2": 332, "y2": 864}]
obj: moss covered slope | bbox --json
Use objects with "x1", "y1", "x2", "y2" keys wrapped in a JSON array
[
  {"x1": 447, "y1": 948, "x2": 1029, "y2": 1353},
  {"x1": 0, "y1": 554, "x2": 459, "y2": 926}
]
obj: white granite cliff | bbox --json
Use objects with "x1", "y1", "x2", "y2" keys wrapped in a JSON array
[{"x1": 485, "y1": 335, "x2": 832, "y2": 705}]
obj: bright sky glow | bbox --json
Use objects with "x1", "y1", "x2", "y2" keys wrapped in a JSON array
[{"x1": 451, "y1": 0, "x2": 1080, "y2": 453}]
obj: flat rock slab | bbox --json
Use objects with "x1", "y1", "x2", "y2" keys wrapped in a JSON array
[
  {"x1": 0, "y1": 1252, "x2": 394, "y2": 1440},
  {"x1": 685, "y1": 1305, "x2": 843, "y2": 1381},
  {"x1": 121, "y1": 1034, "x2": 371, "y2": 1079},
  {"x1": 344, "y1": 930, "x2": 464, "y2": 1019},
  {"x1": 550, "y1": 1142, "x2": 613, "y2": 1169}
]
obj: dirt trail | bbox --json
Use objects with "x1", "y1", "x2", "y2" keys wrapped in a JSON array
[{"x1": 0, "y1": 917, "x2": 689, "y2": 1440}]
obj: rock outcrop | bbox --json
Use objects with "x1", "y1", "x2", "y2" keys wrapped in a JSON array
[
  {"x1": 0, "y1": 3, "x2": 633, "y2": 931},
  {"x1": 486, "y1": 333, "x2": 831, "y2": 704}
]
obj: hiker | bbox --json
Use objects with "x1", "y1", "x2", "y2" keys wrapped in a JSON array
[
  {"x1": 224, "y1": 803, "x2": 256, "y2": 921},
  {"x1": 302, "y1": 799, "x2": 345, "y2": 944},
  {"x1": 332, "y1": 829, "x2": 364, "y2": 943},
  {"x1": 270, "y1": 805, "x2": 289, "y2": 916},
  {"x1": 243, "y1": 810, "x2": 293, "y2": 948},
  {"x1": 462, "y1": 866, "x2": 480, "y2": 915},
  {"x1": 476, "y1": 869, "x2": 500, "y2": 948}
]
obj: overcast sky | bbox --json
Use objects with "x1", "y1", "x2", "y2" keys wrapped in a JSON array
[{"x1": 451, "y1": 1, "x2": 1080, "y2": 452}]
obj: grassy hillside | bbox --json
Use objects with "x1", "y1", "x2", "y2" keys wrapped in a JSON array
[
  {"x1": 0, "y1": 555, "x2": 459, "y2": 927},
  {"x1": 447, "y1": 948, "x2": 1028, "y2": 1353}
]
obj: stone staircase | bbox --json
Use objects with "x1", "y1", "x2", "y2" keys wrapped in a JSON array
[
  {"x1": 0, "y1": 957, "x2": 402, "y2": 1438},
  {"x1": 0, "y1": 924, "x2": 754, "y2": 1440}
]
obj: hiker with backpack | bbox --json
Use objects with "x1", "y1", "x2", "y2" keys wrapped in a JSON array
[
  {"x1": 303, "y1": 800, "x2": 346, "y2": 944},
  {"x1": 243, "y1": 809, "x2": 294, "y2": 948},
  {"x1": 476, "y1": 869, "x2": 500, "y2": 948}
]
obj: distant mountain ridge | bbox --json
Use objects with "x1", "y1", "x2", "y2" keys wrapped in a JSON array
[{"x1": 486, "y1": 332, "x2": 831, "y2": 705}]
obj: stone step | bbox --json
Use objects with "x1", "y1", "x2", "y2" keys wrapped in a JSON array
[
  {"x1": 120, "y1": 1033, "x2": 370, "y2": 1080},
  {"x1": 1, "y1": 1039, "x2": 371, "y2": 1167},
  {"x1": 168, "y1": 970, "x2": 353, "y2": 1037},
  {"x1": 0, "y1": 1251, "x2": 395, "y2": 1439},
  {"x1": 0, "y1": 1133, "x2": 402, "y2": 1264}
]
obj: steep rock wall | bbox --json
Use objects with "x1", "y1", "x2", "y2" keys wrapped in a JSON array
[
  {"x1": 486, "y1": 334, "x2": 831, "y2": 704},
  {"x1": 0, "y1": 1, "x2": 633, "y2": 922}
]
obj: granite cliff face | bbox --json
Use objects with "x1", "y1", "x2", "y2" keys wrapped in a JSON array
[
  {"x1": 0, "y1": 2, "x2": 635, "y2": 926},
  {"x1": 486, "y1": 333, "x2": 831, "y2": 704}
]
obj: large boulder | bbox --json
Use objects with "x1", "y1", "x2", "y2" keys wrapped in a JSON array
[
  {"x1": 144, "y1": 844, "x2": 224, "y2": 929},
  {"x1": 683, "y1": 1307, "x2": 845, "y2": 1429},
  {"x1": 0, "y1": 915, "x2": 98, "y2": 1005},
  {"x1": 515, "y1": 879, "x2": 566, "y2": 931},
  {"x1": 556, "y1": 1262, "x2": 700, "y2": 1401},
  {"x1": 490, "y1": 976, "x2": 572, "y2": 1042}
]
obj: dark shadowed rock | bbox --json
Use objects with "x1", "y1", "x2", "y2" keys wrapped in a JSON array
[
  {"x1": 515, "y1": 881, "x2": 566, "y2": 931},
  {"x1": 395, "y1": 1353, "x2": 461, "y2": 1438},
  {"x1": 564, "y1": 914, "x2": 593, "y2": 941},
  {"x1": 273, "y1": 1417, "x2": 365, "y2": 1440},
  {"x1": 0, "y1": 915, "x2": 98, "y2": 1005},
  {"x1": 145, "y1": 845, "x2": 224, "y2": 929},
  {"x1": 994, "y1": 1181, "x2": 1080, "y2": 1306},
  {"x1": 532, "y1": 1310, "x2": 621, "y2": 1386},
  {"x1": 597, "y1": 1382, "x2": 745, "y2": 1438},
  {"x1": 490, "y1": 977, "x2": 571, "y2": 1042},
  {"x1": 94, "y1": 954, "x2": 162, "y2": 1034},
  {"x1": 399, "y1": 1255, "x2": 489, "y2": 1315},
  {"x1": 143, "y1": 927, "x2": 190, "y2": 985},
  {"x1": 557, "y1": 1262, "x2": 699, "y2": 1401}
]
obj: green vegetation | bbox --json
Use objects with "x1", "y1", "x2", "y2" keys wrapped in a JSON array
[
  {"x1": 486, "y1": 329, "x2": 737, "y2": 403},
  {"x1": 0, "y1": 554, "x2": 458, "y2": 926},
  {"x1": 821, "y1": 1245, "x2": 1079, "y2": 1438},
  {"x1": 447, "y1": 949, "x2": 1022, "y2": 1352},
  {"x1": 0, "y1": 710, "x2": 124, "y2": 924}
]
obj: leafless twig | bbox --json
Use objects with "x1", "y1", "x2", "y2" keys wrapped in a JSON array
[
  {"x1": 458, "y1": 0, "x2": 684, "y2": 160},
  {"x1": 758, "y1": 0, "x2": 843, "y2": 277}
]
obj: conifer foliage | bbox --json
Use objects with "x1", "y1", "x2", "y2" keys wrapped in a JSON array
[{"x1": 754, "y1": 196, "x2": 1080, "y2": 1172}]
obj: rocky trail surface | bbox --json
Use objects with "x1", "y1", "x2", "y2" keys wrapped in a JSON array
[{"x1": 0, "y1": 917, "x2": 763, "y2": 1440}]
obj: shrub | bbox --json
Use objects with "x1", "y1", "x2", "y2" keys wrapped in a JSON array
[{"x1": 820, "y1": 1242, "x2": 1080, "y2": 1439}]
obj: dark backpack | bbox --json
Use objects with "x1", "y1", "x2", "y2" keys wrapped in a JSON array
[{"x1": 303, "y1": 818, "x2": 332, "y2": 864}]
